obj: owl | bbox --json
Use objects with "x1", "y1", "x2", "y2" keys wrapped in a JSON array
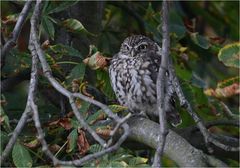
[{"x1": 109, "y1": 35, "x2": 181, "y2": 126}]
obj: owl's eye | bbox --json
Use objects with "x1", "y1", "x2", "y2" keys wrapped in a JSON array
[
  {"x1": 123, "y1": 44, "x2": 130, "y2": 50},
  {"x1": 138, "y1": 44, "x2": 148, "y2": 50}
]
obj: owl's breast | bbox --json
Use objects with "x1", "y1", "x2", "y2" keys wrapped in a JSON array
[{"x1": 109, "y1": 57, "x2": 157, "y2": 113}]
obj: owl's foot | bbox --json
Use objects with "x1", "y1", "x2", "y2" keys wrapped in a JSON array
[{"x1": 131, "y1": 111, "x2": 149, "y2": 119}]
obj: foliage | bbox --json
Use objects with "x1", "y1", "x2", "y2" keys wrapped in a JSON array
[{"x1": 1, "y1": 1, "x2": 239, "y2": 167}]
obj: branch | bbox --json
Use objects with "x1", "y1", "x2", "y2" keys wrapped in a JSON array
[
  {"x1": 169, "y1": 60, "x2": 240, "y2": 152},
  {"x1": 153, "y1": 1, "x2": 169, "y2": 167},
  {"x1": 128, "y1": 117, "x2": 227, "y2": 167},
  {"x1": 28, "y1": 0, "x2": 130, "y2": 166},
  {"x1": 1, "y1": 0, "x2": 33, "y2": 69}
]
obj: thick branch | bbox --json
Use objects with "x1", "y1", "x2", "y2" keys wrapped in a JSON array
[{"x1": 128, "y1": 117, "x2": 227, "y2": 167}]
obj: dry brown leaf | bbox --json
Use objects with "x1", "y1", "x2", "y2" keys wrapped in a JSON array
[{"x1": 77, "y1": 129, "x2": 90, "y2": 155}]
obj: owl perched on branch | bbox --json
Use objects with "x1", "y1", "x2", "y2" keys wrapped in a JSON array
[{"x1": 109, "y1": 35, "x2": 181, "y2": 126}]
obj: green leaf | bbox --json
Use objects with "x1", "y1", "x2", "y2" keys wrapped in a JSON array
[
  {"x1": 96, "y1": 70, "x2": 116, "y2": 100},
  {"x1": 66, "y1": 63, "x2": 86, "y2": 84},
  {"x1": 218, "y1": 42, "x2": 240, "y2": 68},
  {"x1": 175, "y1": 63, "x2": 192, "y2": 81},
  {"x1": 49, "y1": 44, "x2": 82, "y2": 58},
  {"x1": 66, "y1": 129, "x2": 78, "y2": 153},
  {"x1": 12, "y1": 142, "x2": 33, "y2": 168},
  {"x1": 87, "y1": 105, "x2": 127, "y2": 125},
  {"x1": 217, "y1": 76, "x2": 239, "y2": 88},
  {"x1": 190, "y1": 33, "x2": 210, "y2": 49},
  {"x1": 169, "y1": 10, "x2": 186, "y2": 39},
  {"x1": 46, "y1": 1, "x2": 79, "y2": 14},
  {"x1": 129, "y1": 157, "x2": 148, "y2": 166},
  {"x1": 88, "y1": 144, "x2": 103, "y2": 153},
  {"x1": 0, "y1": 131, "x2": 9, "y2": 154},
  {"x1": 42, "y1": 16, "x2": 55, "y2": 40},
  {"x1": 61, "y1": 19, "x2": 95, "y2": 36}
]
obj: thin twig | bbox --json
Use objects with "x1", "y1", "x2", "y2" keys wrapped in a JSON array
[
  {"x1": 220, "y1": 101, "x2": 239, "y2": 119},
  {"x1": 1, "y1": 0, "x2": 33, "y2": 69},
  {"x1": 153, "y1": 1, "x2": 169, "y2": 167}
]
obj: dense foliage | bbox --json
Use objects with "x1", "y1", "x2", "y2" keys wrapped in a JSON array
[{"x1": 1, "y1": 1, "x2": 239, "y2": 167}]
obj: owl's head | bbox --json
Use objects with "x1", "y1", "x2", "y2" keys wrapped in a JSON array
[{"x1": 119, "y1": 35, "x2": 160, "y2": 57}]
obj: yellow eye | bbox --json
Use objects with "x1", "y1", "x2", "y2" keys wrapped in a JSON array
[{"x1": 139, "y1": 44, "x2": 147, "y2": 50}]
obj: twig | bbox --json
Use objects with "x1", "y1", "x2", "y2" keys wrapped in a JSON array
[
  {"x1": 220, "y1": 101, "x2": 239, "y2": 119},
  {"x1": 29, "y1": 0, "x2": 130, "y2": 166},
  {"x1": 153, "y1": 1, "x2": 169, "y2": 167},
  {"x1": 169, "y1": 53, "x2": 240, "y2": 152},
  {"x1": 0, "y1": 106, "x2": 31, "y2": 163},
  {"x1": 1, "y1": 0, "x2": 33, "y2": 69}
]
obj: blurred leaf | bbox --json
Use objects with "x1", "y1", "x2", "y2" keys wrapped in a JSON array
[
  {"x1": 0, "y1": 131, "x2": 9, "y2": 154},
  {"x1": 45, "y1": 1, "x2": 78, "y2": 14},
  {"x1": 169, "y1": 9, "x2": 186, "y2": 39},
  {"x1": 23, "y1": 139, "x2": 40, "y2": 149},
  {"x1": 190, "y1": 33, "x2": 210, "y2": 49},
  {"x1": 83, "y1": 51, "x2": 111, "y2": 70},
  {"x1": 129, "y1": 157, "x2": 148, "y2": 166},
  {"x1": 204, "y1": 83, "x2": 239, "y2": 98},
  {"x1": 12, "y1": 142, "x2": 32, "y2": 168},
  {"x1": 218, "y1": 42, "x2": 240, "y2": 68},
  {"x1": 61, "y1": 19, "x2": 95, "y2": 36},
  {"x1": 66, "y1": 129, "x2": 78, "y2": 153},
  {"x1": 48, "y1": 44, "x2": 82, "y2": 58},
  {"x1": 0, "y1": 105, "x2": 11, "y2": 132},
  {"x1": 217, "y1": 76, "x2": 239, "y2": 88},
  {"x1": 41, "y1": 16, "x2": 55, "y2": 40}
]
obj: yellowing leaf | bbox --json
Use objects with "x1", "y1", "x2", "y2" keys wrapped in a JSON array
[
  {"x1": 204, "y1": 83, "x2": 240, "y2": 98},
  {"x1": 218, "y1": 42, "x2": 240, "y2": 68}
]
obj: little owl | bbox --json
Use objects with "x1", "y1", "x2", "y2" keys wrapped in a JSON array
[{"x1": 109, "y1": 35, "x2": 181, "y2": 126}]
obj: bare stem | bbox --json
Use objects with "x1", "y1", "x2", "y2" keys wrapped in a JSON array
[{"x1": 153, "y1": 1, "x2": 169, "y2": 167}]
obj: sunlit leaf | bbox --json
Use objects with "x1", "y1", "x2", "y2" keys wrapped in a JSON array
[
  {"x1": 218, "y1": 42, "x2": 240, "y2": 68},
  {"x1": 129, "y1": 157, "x2": 148, "y2": 166},
  {"x1": 12, "y1": 142, "x2": 33, "y2": 168},
  {"x1": 66, "y1": 129, "x2": 78, "y2": 153},
  {"x1": 190, "y1": 33, "x2": 210, "y2": 49}
]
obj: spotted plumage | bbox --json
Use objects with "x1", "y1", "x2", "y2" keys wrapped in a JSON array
[{"x1": 109, "y1": 35, "x2": 181, "y2": 126}]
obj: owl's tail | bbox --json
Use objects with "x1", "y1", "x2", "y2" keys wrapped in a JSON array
[{"x1": 166, "y1": 95, "x2": 182, "y2": 127}]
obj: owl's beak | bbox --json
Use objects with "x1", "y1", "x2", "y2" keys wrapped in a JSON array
[{"x1": 130, "y1": 49, "x2": 135, "y2": 57}]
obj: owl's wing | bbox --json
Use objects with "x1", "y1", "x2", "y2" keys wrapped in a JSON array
[{"x1": 142, "y1": 51, "x2": 182, "y2": 127}]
